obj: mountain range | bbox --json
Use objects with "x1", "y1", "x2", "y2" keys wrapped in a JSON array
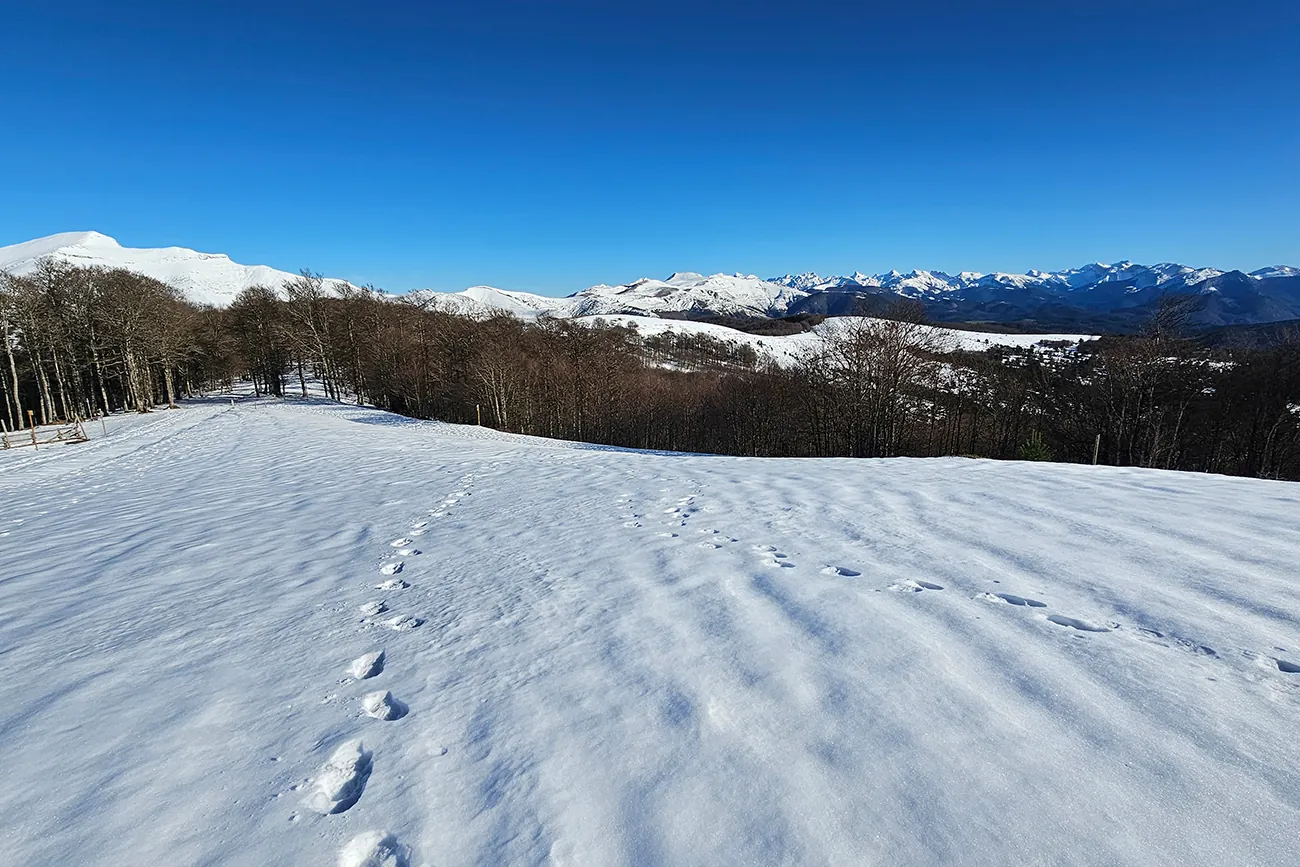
[{"x1": 3, "y1": 232, "x2": 1298, "y2": 331}]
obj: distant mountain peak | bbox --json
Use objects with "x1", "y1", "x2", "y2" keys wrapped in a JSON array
[{"x1": 0, "y1": 231, "x2": 348, "y2": 307}]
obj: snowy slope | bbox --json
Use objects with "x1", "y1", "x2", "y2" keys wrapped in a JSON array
[
  {"x1": 584, "y1": 313, "x2": 1096, "y2": 365},
  {"x1": 0, "y1": 231, "x2": 350, "y2": 307},
  {"x1": 428, "y1": 272, "x2": 808, "y2": 320},
  {"x1": 1, "y1": 397, "x2": 1298, "y2": 866},
  {"x1": 410, "y1": 285, "x2": 569, "y2": 319}
]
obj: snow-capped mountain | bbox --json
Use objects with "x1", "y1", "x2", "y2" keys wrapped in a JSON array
[
  {"x1": 0, "y1": 231, "x2": 351, "y2": 307},
  {"x1": 771, "y1": 261, "x2": 1300, "y2": 328},
  {"x1": 768, "y1": 262, "x2": 1236, "y2": 298},
  {"x1": 3, "y1": 232, "x2": 1297, "y2": 329},
  {"x1": 424, "y1": 272, "x2": 809, "y2": 320}
]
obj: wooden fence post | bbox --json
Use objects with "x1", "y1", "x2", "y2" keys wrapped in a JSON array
[
  {"x1": 1092, "y1": 433, "x2": 1101, "y2": 466},
  {"x1": 28, "y1": 410, "x2": 37, "y2": 450}
]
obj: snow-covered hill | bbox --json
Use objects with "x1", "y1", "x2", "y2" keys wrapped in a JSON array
[
  {"x1": 0, "y1": 231, "x2": 351, "y2": 307},
  {"x1": 1, "y1": 397, "x2": 1297, "y2": 866},
  {"x1": 4, "y1": 231, "x2": 1296, "y2": 328},
  {"x1": 427, "y1": 272, "x2": 810, "y2": 320},
  {"x1": 583, "y1": 314, "x2": 1095, "y2": 366}
]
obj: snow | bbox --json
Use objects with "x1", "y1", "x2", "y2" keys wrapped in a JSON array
[
  {"x1": 1, "y1": 396, "x2": 1297, "y2": 865},
  {"x1": 1250, "y1": 265, "x2": 1300, "y2": 280},
  {"x1": 767, "y1": 261, "x2": 1247, "y2": 297},
  {"x1": 420, "y1": 272, "x2": 810, "y2": 320},
  {"x1": 583, "y1": 313, "x2": 1096, "y2": 365},
  {"x1": 4, "y1": 231, "x2": 1293, "y2": 318},
  {"x1": 0, "y1": 231, "x2": 352, "y2": 307}
]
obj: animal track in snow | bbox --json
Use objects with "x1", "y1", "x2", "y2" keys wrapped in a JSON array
[
  {"x1": 348, "y1": 650, "x2": 385, "y2": 679},
  {"x1": 358, "y1": 601, "x2": 387, "y2": 618},
  {"x1": 979, "y1": 592, "x2": 1047, "y2": 608},
  {"x1": 379, "y1": 562, "x2": 403, "y2": 576},
  {"x1": 698, "y1": 541, "x2": 722, "y2": 550},
  {"x1": 1046, "y1": 614, "x2": 1112, "y2": 633},
  {"x1": 410, "y1": 521, "x2": 428, "y2": 530},
  {"x1": 405, "y1": 529, "x2": 426, "y2": 537},
  {"x1": 656, "y1": 532, "x2": 679, "y2": 538},
  {"x1": 383, "y1": 614, "x2": 423, "y2": 631},
  {"x1": 304, "y1": 739, "x2": 372, "y2": 815},
  {"x1": 889, "y1": 579, "x2": 944, "y2": 592},
  {"x1": 339, "y1": 831, "x2": 410, "y2": 867},
  {"x1": 822, "y1": 566, "x2": 862, "y2": 577},
  {"x1": 375, "y1": 578, "x2": 409, "y2": 591},
  {"x1": 395, "y1": 548, "x2": 420, "y2": 556},
  {"x1": 361, "y1": 690, "x2": 409, "y2": 721},
  {"x1": 389, "y1": 538, "x2": 412, "y2": 548}
]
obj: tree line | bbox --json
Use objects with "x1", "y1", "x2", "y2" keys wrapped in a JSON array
[{"x1": 3, "y1": 261, "x2": 1298, "y2": 480}]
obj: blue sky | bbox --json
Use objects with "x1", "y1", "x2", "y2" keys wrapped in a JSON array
[{"x1": 1, "y1": 1, "x2": 1296, "y2": 295}]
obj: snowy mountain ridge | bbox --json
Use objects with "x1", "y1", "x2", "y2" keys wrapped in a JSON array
[
  {"x1": 3, "y1": 232, "x2": 1297, "y2": 328},
  {"x1": 769, "y1": 261, "x2": 1247, "y2": 297},
  {"x1": 0, "y1": 231, "x2": 353, "y2": 307}
]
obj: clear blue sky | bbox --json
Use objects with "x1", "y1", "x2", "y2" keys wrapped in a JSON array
[{"x1": 2, "y1": 1, "x2": 1296, "y2": 294}]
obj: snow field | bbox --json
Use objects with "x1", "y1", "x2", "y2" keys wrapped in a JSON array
[{"x1": 0, "y1": 397, "x2": 1298, "y2": 865}]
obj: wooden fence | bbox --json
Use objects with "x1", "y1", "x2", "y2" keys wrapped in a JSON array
[{"x1": 1, "y1": 411, "x2": 90, "y2": 450}]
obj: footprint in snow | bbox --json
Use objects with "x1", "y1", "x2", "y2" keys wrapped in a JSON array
[
  {"x1": 978, "y1": 591, "x2": 1046, "y2": 608},
  {"x1": 383, "y1": 614, "x2": 423, "y2": 631},
  {"x1": 348, "y1": 650, "x2": 385, "y2": 679},
  {"x1": 410, "y1": 521, "x2": 428, "y2": 530},
  {"x1": 406, "y1": 529, "x2": 426, "y2": 537},
  {"x1": 889, "y1": 579, "x2": 944, "y2": 592},
  {"x1": 698, "y1": 541, "x2": 722, "y2": 550},
  {"x1": 656, "y1": 532, "x2": 679, "y2": 538},
  {"x1": 380, "y1": 562, "x2": 403, "y2": 576},
  {"x1": 303, "y1": 739, "x2": 372, "y2": 815},
  {"x1": 375, "y1": 578, "x2": 409, "y2": 591},
  {"x1": 362, "y1": 690, "x2": 409, "y2": 721},
  {"x1": 389, "y1": 538, "x2": 412, "y2": 548},
  {"x1": 395, "y1": 548, "x2": 420, "y2": 556},
  {"x1": 1276, "y1": 658, "x2": 1300, "y2": 674},
  {"x1": 822, "y1": 566, "x2": 862, "y2": 577},
  {"x1": 1135, "y1": 628, "x2": 1216, "y2": 657},
  {"x1": 358, "y1": 601, "x2": 387, "y2": 618},
  {"x1": 1046, "y1": 614, "x2": 1113, "y2": 633},
  {"x1": 339, "y1": 831, "x2": 409, "y2": 867}
]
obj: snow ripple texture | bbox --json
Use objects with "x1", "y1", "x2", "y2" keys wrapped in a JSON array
[{"x1": 0, "y1": 396, "x2": 1297, "y2": 865}]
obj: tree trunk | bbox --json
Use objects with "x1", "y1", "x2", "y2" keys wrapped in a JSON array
[
  {"x1": 163, "y1": 365, "x2": 178, "y2": 409},
  {"x1": 2, "y1": 317, "x2": 21, "y2": 429}
]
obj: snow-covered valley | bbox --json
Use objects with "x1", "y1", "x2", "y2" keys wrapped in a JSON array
[{"x1": 1, "y1": 398, "x2": 1298, "y2": 866}]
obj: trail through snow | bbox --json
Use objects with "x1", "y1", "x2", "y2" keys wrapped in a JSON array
[{"x1": 1, "y1": 397, "x2": 1298, "y2": 865}]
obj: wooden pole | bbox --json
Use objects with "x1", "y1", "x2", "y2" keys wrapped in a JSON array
[
  {"x1": 1092, "y1": 433, "x2": 1101, "y2": 466},
  {"x1": 28, "y1": 409, "x2": 37, "y2": 450},
  {"x1": 476, "y1": 403, "x2": 482, "y2": 426}
]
